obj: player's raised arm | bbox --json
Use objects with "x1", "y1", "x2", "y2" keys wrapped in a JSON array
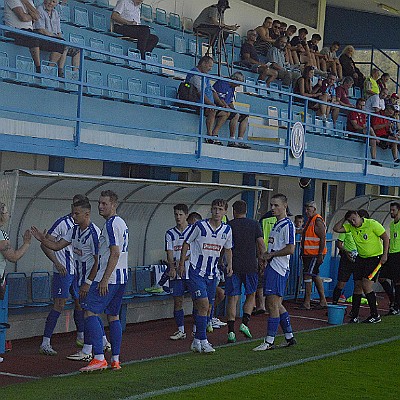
[
  {"x1": 31, "y1": 226, "x2": 71, "y2": 251},
  {"x1": 333, "y1": 217, "x2": 347, "y2": 233}
]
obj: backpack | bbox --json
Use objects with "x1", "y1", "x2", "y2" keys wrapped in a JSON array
[{"x1": 176, "y1": 81, "x2": 200, "y2": 109}]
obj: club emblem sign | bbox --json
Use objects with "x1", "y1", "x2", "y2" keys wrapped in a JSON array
[{"x1": 290, "y1": 121, "x2": 305, "y2": 159}]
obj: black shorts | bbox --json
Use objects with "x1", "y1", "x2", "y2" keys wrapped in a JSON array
[
  {"x1": 302, "y1": 256, "x2": 322, "y2": 277},
  {"x1": 337, "y1": 254, "x2": 356, "y2": 282},
  {"x1": 380, "y1": 252, "x2": 400, "y2": 282},
  {"x1": 354, "y1": 255, "x2": 381, "y2": 282},
  {"x1": 6, "y1": 29, "x2": 64, "y2": 54}
]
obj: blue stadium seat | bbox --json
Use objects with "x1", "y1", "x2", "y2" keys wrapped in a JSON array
[
  {"x1": 15, "y1": 55, "x2": 34, "y2": 84},
  {"x1": 72, "y1": 6, "x2": 89, "y2": 28},
  {"x1": 69, "y1": 32, "x2": 85, "y2": 49},
  {"x1": 6, "y1": 272, "x2": 28, "y2": 308},
  {"x1": 182, "y1": 17, "x2": 193, "y2": 33},
  {"x1": 127, "y1": 48, "x2": 142, "y2": 69},
  {"x1": 107, "y1": 73, "x2": 124, "y2": 100},
  {"x1": 30, "y1": 271, "x2": 52, "y2": 306},
  {"x1": 161, "y1": 55, "x2": 174, "y2": 77},
  {"x1": 88, "y1": 37, "x2": 107, "y2": 61},
  {"x1": 40, "y1": 60, "x2": 59, "y2": 89},
  {"x1": 187, "y1": 38, "x2": 197, "y2": 56},
  {"x1": 58, "y1": 4, "x2": 71, "y2": 23},
  {"x1": 164, "y1": 85, "x2": 178, "y2": 108},
  {"x1": 145, "y1": 52, "x2": 160, "y2": 74},
  {"x1": 91, "y1": 12, "x2": 107, "y2": 32},
  {"x1": 244, "y1": 76, "x2": 256, "y2": 93},
  {"x1": 0, "y1": 51, "x2": 10, "y2": 81},
  {"x1": 168, "y1": 12, "x2": 181, "y2": 30},
  {"x1": 281, "y1": 85, "x2": 291, "y2": 102},
  {"x1": 233, "y1": 33, "x2": 242, "y2": 48},
  {"x1": 269, "y1": 82, "x2": 280, "y2": 100},
  {"x1": 141, "y1": 3, "x2": 153, "y2": 22},
  {"x1": 146, "y1": 81, "x2": 162, "y2": 106},
  {"x1": 127, "y1": 77, "x2": 143, "y2": 103},
  {"x1": 64, "y1": 65, "x2": 79, "y2": 92},
  {"x1": 109, "y1": 42, "x2": 125, "y2": 65},
  {"x1": 174, "y1": 35, "x2": 186, "y2": 54},
  {"x1": 86, "y1": 70, "x2": 103, "y2": 96},
  {"x1": 353, "y1": 87, "x2": 361, "y2": 98},
  {"x1": 257, "y1": 80, "x2": 268, "y2": 97},
  {"x1": 280, "y1": 109, "x2": 289, "y2": 128},
  {"x1": 155, "y1": 8, "x2": 167, "y2": 25},
  {"x1": 95, "y1": 0, "x2": 112, "y2": 9}
]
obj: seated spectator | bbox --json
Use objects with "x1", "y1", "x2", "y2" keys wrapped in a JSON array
[
  {"x1": 387, "y1": 92, "x2": 399, "y2": 107},
  {"x1": 320, "y1": 41, "x2": 343, "y2": 80},
  {"x1": 193, "y1": 0, "x2": 239, "y2": 49},
  {"x1": 339, "y1": 45, "x2": 365, "y2": 88},
  {"x1": 279, "y1": 21, "x2": 287, "y2": 36},
  {"x1": 335, "y1": 76, "x2": 355, "y2": 109},
  {"x1": 213, "y1": 71, "x2": 250, "y2": 148},
  {"x1": 364, "y1": 68, "x2": 380, "y2": 99},
  {"x1": 111, "y1": 0, "x2": 159, "y2": 59},
  {"x1": 347, "y1": 98, "x2": 380, "y2": 166},
  {"x1": 377, "y1": 72, "x2": 390, "y2": 92},
  {"x1": 284, "y1": 24, "x2": 298, "y2": 66},
  {"x1": 365, "y1": 88, "x2": 388, "y2": 114},
  {"x1": 371, "y1": 105, "x2": 399, "y2": 165},
  {"x1": 269, "y1": 20, "x2": 282, "y2": 41},
  {"x1": 4, "y1": 0, "x2": 64, "y2": 73},
  {"x1": 253, "y1": 17, "x2": 274, "y2": 57},
  {"x1": 307, "y1": 33, "x2": 326, "y2": 72},
  {"x1": 294, "y1": 66, "x2": 330, "y2": 119},
  {"x1": 185, "y1": 56, "x2": 229, "y2": 144},
  {"x1": 33, "y1": 0, "x2": 80, "y2": 77},
  {"x1": 290, "y1": 27, "x2": 312, "y2": 66},
  {"x1": 318, "y1": 73, "x2": 339, "y2": 124},
  {"x1": 266, "y1": 36, "x2": 300, "y2": 86},
  {"x1": 238, "y1": 30, "x2": 277, "y2": 86}
]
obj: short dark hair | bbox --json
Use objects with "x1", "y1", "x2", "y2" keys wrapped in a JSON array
[
  {"x1": 271, "y1": 193, "x2": 288, "y2": 204},
  {"x1": 280, "y1": 22, "x2": 287, "y2": 28},
  {"x1": 272, "y1": 19, "x2": 280, "y2": 25},
  {"x1": 312, "y1": 33, "x2": 321, "y2": 41},
  {"x1": 331, "y1": 41, "x2": 340, "y2": 47},
  {"x1": 287, "y1": 25, "x2": 297, "y2": 32},
  {"x1": 100, "y1": 190, "x2": 118, "y2": 203},
  {"x1": 298, "y1": 28, "x2": 308, "y2": 35},
  {"x1": 381, "y1": 72, "x2": 390, "y2": 78},
  {"x1": 344, "y1": 210, "x2": 358, "y2": 220},
  {"x1": 264, "y1": 16, "x2": 272, "y2": 22},
  {"x1": 386, "y1": 104, "x2": 395, "y2": 113},
  {"x1": 233, "y1": 200, "x2": 247, "y2": 214},
  {"x1": 390, "y1": 202, "x2": 400, "y2": 209},
  {"x1": 73, "y1": 199, "x2": 91, "y2": 211},
  {"x1": 174, "y1": 204, "x2": 189, "y2": 214},
  {"x1": 356, "y1": 97, "x2": 366, "y2": 106},
  {"x1": 198, "y1": 55, "x2": 213, "y2": 66},
  {"x1": 357, "y1": 209, "x2": 370, "y2": 218},
  {"x1": 73, "y1": 194, "x2": 87, "y2": 204},
  {"x1": 295, "y1": 214, "x2": 304, "y2": 220},
  {"x1": 211, "y1": 198, "x2": 228, "y2": 210},
  {"x1": 187, "y1": 212, "x2": 202, "y2": 224}
]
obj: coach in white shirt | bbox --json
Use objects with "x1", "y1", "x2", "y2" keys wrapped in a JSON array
[{"x1": 111, "y1": 0, "x2": 158, "y2": 59}]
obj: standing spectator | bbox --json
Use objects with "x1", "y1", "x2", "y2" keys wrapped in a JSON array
[
  {"x1": 253, "y1": 194, "x2": 296, "y2": 351},
  {"x1": 4, "y1": 0, "x2": 64, "y2": 73},
  {"x1": 226, "y1": 200, "x2": 266, "y2": 343},
  {"x1": 178, "y1": 199, "x2": 233, "y2": 354},
  {"x1": 213, "y1": 71, "x2": 251, "y2": 148},
  {"x1": 364, "y1": 68, "x2": 380, "y2": 99},
  {"x1": 253, "y1": 17, "x2": 274, "y2": 57},
  {"x1": 34, "y1": 0, "x2": 80, "y2": 77},
  {"x1": 365, "y1": 88, "x2": 388, "y2": 114},
  {"x1": 294, "y1": 215, "x2": 304, "y2": 235},
  {"x1": 333, "y1": 210, "x2": 389, "y2": 323},
  {"x1": 300, "y1": 200, "x2": 328, "y2": 310},
  {"x1": 111, "y1": 0, "x2": 159, "y2": 59},
  {"x1": 80, "y1": 190, "x2": 129, "y2": 372},
  {"x1": 239, "y1": 30, "x2": 278, "y2": 86},
  {"x1": 339, "y1": 45, "x2": 365, "y2": 88},
  {"x1": 320, "y1": 41, "x2": 343, "y2": 80},
  {"x1": 377, "y1": 72, "x2": 390, "y2": 92},
  {"x1": 347, "y1": 98, "x2": 380, "y2": 166}
]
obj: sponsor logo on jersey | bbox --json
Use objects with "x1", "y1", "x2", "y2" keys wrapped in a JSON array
[{"x1": 203, "y1": 243, "x2": 222, "y2": 251}]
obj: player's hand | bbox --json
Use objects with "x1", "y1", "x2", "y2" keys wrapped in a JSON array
[
  {"x1": 168, "y1": 268, "x2": 177, "y2": 279},
  {"x1": 30, "y1": 226, "x2": 46, "y2": 242},
  {"x1": 23, "y1": 229, "x2": 32, "y2": 244},
  {"x1": 79, "y1": 283, "x2": 90, "y2": 298},
  {"x1": 177, "y1": 263, "x2": 185, "y2": 278},
  {"x1": 226, "y1": 265, "x2": 233, "y2": 277},
  {"x1": 264, "y1": 252, "x2": 273, "y2": 261},
  {"x1": 55, "y1": 262, "x2": 67, "y2": 277},
  {"x1": 98, "y1": 279, "x2": 109, "y2": 296},
  {"x1": 380, "y1": 255, "x2": 387, "y2": 265},
  {"x1": 317, "y1": 254, "x2": 324, "y2": 265}
]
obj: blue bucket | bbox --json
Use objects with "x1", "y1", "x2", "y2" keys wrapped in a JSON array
[{"x1": 327, "y1": 305, "x2": 346, "y2": 325}]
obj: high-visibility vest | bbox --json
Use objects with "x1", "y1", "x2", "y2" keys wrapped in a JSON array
[
  {"x1": 302, "y1": 214, "x2": 327, "y2": 256},
  {"x1": 262, "y1": 216, "x2": 277, "y2": 247}
]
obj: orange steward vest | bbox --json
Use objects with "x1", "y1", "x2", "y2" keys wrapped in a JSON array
[{"x1": 302, "y1": 214, "x2": 327, "y2": 256}]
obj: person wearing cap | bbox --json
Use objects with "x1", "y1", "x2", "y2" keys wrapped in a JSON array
[
  {"x1": 300, "y1": 200, "x2": 328, "y2": 310},
  {"x1": 386, "y1": 92, "x2": 399, "y2": 107}
]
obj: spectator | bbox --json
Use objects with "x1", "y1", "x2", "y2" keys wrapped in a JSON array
[
  {"x1": 279, "y1": 21, "x2": 287, "y2": 36},
  {"x1": 185, "y1": 56, "x2": 229, "y2": 144},
  {"x1": 267, "y1": 36, "x2": 300, "y2": 86},
  {"x1": 290, "y1": 27, "x2": 312, "y2": 66},
  {"x1": 193, "y1": 0, "x2": 239, "y2": 49},
  {"x1": 364, "y1": 68, "x2": 380, "y2": 99},
  {"x1": 365, "y1": 88, "x2": 388, "y2": 114},
  {"x1": 318, "y1": 73, "x2": 340, "y2": 124},
  {"x1": 4, "y1": 0, "x2": 64, "y2": 73},
  {"x1": 387, "y1": 92, "x2": 399, "y2": 107},
  {"x1": 254, "y1": 17, "x2": 274, "y2": 57},
  {"x1": 320, "y1": 41, "x2": 343, "y2": 80},
  {"x1": 284, "y1": 24, "x2": 298, "y2": 66},
  {"x1": 294, "y1": 65, "x2": 330, "y2": 120},
  {"x1": 213, "y1": 71, "x2": 250, "y2": 148},
  {"x1": 377, "y1": 72, "x2": 390, "y2": 92},
  {"x1": 335, "y1": 76, "x2": 355, "y2": 109},
  {"x1": 111, "y1": 0, "x2": 159, "y2": 59},
  {"x1": 307, "y1": 33, "x2": 326, "y2": 72},
  {"x1": 371, "y1": 104, "x2": 400, "y2": 165},
  {"x1": 269, "y1": 20, "x2": 281, "y2": 41},
  {"x1": 34, "y1": 0, "x2": 80, "y2": 77},
  {"x1": 339, "y1": 45, "x2": 365, "y2": 88},
  {"x1": 238, "y1": 30, "x2": 278, "y2": 86},
  {"x1": 347, "y1": 98, "x2": 380, "y2": 166}
]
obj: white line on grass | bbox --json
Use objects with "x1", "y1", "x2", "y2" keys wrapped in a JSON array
[
  {"x1": 120, "y1": 335, "x2": 400, "y2": 400},
  {"x1": 290, "y1": 314, "x2": 327, "y2": 322},
  {"x1": 0, "y1": 371, "x2": 39, "y2": 380}
]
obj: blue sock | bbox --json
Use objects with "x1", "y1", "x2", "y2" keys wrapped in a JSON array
[
  {"x1": 44, "y1": 309, "x2": 61, "y2": 338},
  {"x1": 109, "y1": 320, "x2": 122, "y2": 356},
  {"x1": 97, "y1": 316, "x2": 106, "y2": 336},
  {"x1": 195, "y1": 315, "x2": 207, "y2": 340},
  {"x1": 266, "y1": 317, "x2": 280, "y2": 340},
  {"x1": 85, "y1": 316, "x2": 103, "y2": 356},
  {"x1": 279, "y1": 312, "x2": 293, "y2": 334},
  {"x1": 74, "y1": 309, "x2": 85, "y2": 333},
  {"x1": 174, "y1": 309, "x2": 184, "y2": 329},
  {"x1": 83, "y1": 318, "x2": 91, "y2": 346}
]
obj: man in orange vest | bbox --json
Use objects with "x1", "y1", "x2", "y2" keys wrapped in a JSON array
[{"x1": 300, "y1": 200, "x2": 328, "y2": 310}]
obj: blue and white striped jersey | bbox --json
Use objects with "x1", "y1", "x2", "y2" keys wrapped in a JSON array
[
  {"x1": 184, "y1": 219, "x2": 232, "y2": 279},
  {"x1": 95, "y1": 215, "x2": 129, "y2": 285},
  {"x1": 165, "y1": 225, "x2": 191, "y2": 280},
  {"x1": 48, "y1": 214, "x2": 74, "y2": 275},
  {"x1": 268, "y1": 217, "x2": 295, "y2": 276},
  {"x1": 63, "y1": 222, "x2": 101, "y2": 287}
]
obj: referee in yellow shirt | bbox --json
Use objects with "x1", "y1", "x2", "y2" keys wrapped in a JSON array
[{"x1": 333, "y1": 210, "x2": 389, "y2": 323}]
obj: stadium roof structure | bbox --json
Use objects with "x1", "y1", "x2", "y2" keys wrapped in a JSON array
[{"x1": 327, "y1": 0, "x2": 400, "y2": 16}]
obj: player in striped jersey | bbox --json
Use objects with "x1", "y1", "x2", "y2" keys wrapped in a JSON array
[
  {"x1": 254, "y1": 194, "x2": 296, "y2": 351},
  {"x1": 165, "y1": 204, "x2": 192, "y2": 340},
  {"x1": 36, "y1": 194, "x2": 86, "y2": 356},
  {"x1": 80, "y1": 190, "x2": 128, "y2": 372},
  {"x1": 178, "y1": 199, "x2": 233, "y2": 353}
]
